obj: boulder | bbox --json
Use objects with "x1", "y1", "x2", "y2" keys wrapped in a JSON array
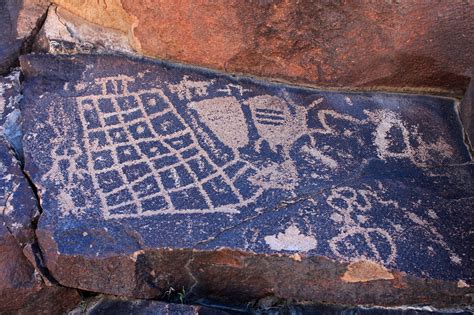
[
  {"x1": 51, "y1": 0, "x2": 473, "y2": 94},
  {"x1": 0, "y1": 0, "x2": 50, "y2": 74},
  {"x1": 20, "y1": 53, "x2": 473, "y2": 307}
]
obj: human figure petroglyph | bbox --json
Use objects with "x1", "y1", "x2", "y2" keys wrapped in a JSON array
[
  {"x1": 326, "y1": 184, "x2": 462, "y2": 267},
  {"x1": 327, "y1": 186, "x2": 398, "y2": 264}
]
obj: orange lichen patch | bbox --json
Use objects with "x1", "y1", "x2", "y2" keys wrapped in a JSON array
[{"x1": 341, "y1": 260, "x2": 394, "y2": 283}]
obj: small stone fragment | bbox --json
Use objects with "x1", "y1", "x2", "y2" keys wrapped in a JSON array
[{"x1": 341, "y1": 260, "x2": 395, "y2": 283}]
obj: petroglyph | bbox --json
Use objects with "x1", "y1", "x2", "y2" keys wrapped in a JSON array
[
  {"x1": 167, "y1": 75, "x2": 215, "y2": 101},
  {"x1": 366, "y1": 109, "x2": 454, "y2": 167},
  {"x1": 264, "y1": 225, "x2": 318, "y2": 252},
  {"x1": 245, "y1": 95, "x2": 313, "y2": 154},
  {"x1": 73, "y1": 75, "x2": 274, "y2": 219},
  {"x1": 326, "y1": 183, "x2": 462, "y2": 267},
  {"x1": 327, "y1": 186, "x2": 399, "y2": 264},
  {"x1": 60, "y1": 75, "x2": 462, "y2": 221},
  {"x1": 217, "y1": 84, "x2": 251, "y2": 96},
  {"x1": 19, "y1": 55, "x2": 474, "y2": 299},
  {"x1": 189, "y1": 96, "x2": 249, "y2": 149},
  {"x1": 406, "y1": 211, "x2": 462, "y2": 265}
]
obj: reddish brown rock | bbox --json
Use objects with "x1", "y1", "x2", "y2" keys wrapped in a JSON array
[
  {"x1": 52, "y1": 0, "x2": 473, "y2": 95},
  {"x1": 34, "y1": 5, "x2": 134, "y2": 56},
  {"x1": 0, "y1": 0, "x2": 50, "y2": 74}
]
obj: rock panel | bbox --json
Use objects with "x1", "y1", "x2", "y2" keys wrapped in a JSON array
[
  {"x1": 20, "y1": 53, "x2": 473, "y2": 307},
  {"x1": 52, "y1": 0, "x2": 473, "y2": 94}
]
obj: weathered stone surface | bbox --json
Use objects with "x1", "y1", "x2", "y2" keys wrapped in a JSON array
[
  {"x1": 52, "y1": 0, "x2": 473, "y2": 94},
  {"x1": 69, "y1": 296, "x2": 230, "y2": 315},
  {"x1": 34, "y1": 5, "x2": 134, "y2": 56},
  {"x1": 0, "y1": 137, "x2": 81, "y2": 314},
  {"x1": 460, "y1": 76, "x2": 474, "y2": 152},
  {"x1": 0, "y1": 0, "x2": 50, "y2": 74},
  {"x1": 20, "y1": 54, "x2": 473, "y2": 307},
  {"x1": 0, "y1": 71, "x2": 21, "y2": 126}
]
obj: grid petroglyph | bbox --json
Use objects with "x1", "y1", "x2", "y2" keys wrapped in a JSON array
[{"x1": 77, "y1": 76, "x2": 262, "y2": 219}]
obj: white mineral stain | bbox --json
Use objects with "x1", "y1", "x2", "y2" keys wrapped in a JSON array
[{"x1": 264, "y1": 225, "x2": 317, "y2": 252}]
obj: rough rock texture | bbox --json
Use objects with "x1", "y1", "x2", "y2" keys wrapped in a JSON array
[
  {"x1": 51, "y1": 0, "x2": 474, "y2": 95},
  {"x1": 69, "y1": 296, "x2": 230, "y2": 315},
  {"x1": 0, "y1": 70, "x2": 24, "y2": 157},
  {"x1": 460, "y1": 76, "x2": 474, "y2": 151},
  {"x1": 20, "y1": 53, "x2": 473, "y2": 307},
  {"x1": 0, "y1": 71, "x2": 21, "y2": 128},
  {"x1": 0, "y1": 0, "x2": 50, "y2": 74},
  {"x1": 34, "y1": 5, "x2": 134, "y2": 56},
  {"x1": 0, "y1": 137, "x2": 81, "y2": 314}
]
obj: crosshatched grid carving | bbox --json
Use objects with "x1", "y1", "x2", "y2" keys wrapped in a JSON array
[{"x1": 77, "y1": 76, "x2": 263, "y2": 219}]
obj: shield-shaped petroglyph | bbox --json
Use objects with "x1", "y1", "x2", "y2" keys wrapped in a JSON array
[{"x1": 188, "y1": 96, "x2": 249, "y2": 150}]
